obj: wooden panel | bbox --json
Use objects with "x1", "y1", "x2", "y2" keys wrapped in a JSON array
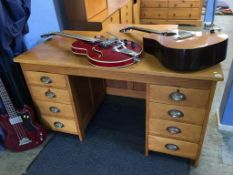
[
  {"x1": 149, "y1": 102, "x2": 206, "y2": 125},
  {"x1": 148, "y1": 135, "x2": 198, "y2": 159},
  {"x1": 102, "y1": 10, "x2": 120, "y2": 29},
  {"x1": 141, "y1": 0, "x2": 168, "y2": 8},
  {"x1": 133, "y1": 82, "x2": 146, "y2": 91},
  {"x1": 85, "y1": 0, "x2": 107, "y2": 19},
  {"x1": 24, "y1": 71, "x2": 67, "y2": 88},
  {"x1": 121, "y1": 0, "x2": 133, "y2": 24},
  {"x1": 168, "y1": 8, "x2": 200, "y2": 20},
  {"x1": 168, "y1": 1, "x2": 200, "y2": 8},
  {"x1": 149, "y1": 85, "x2": 210, "y2": 107},
  {"x1": 29, "y1": 86, "x2": 71, "y2": 104},
  {"x1": 141, "y1": 8, "x2": 167, "y2": 19},
  {"x1": 34, "y1": 100, "x2": 74, "y2": 118},
  {"x1": 149, "y1": 118, "x2": 202, "y2": 142},
  {"x1": 106, "y1": 80, "x2": 128, "y2": 89},
  {"x1": 133, "y1": 0, "x2": 141, "y2": 23},
  {"x1": 106, "y1": 87, "x2": 146, "y2": 99},
  {"x1": 40, "y1": 116, "x2": 78, "y2": 134}
]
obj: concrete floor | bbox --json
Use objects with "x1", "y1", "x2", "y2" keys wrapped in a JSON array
[{"x1": 1, "y1": 5, "x2": 233, "y2": 175}]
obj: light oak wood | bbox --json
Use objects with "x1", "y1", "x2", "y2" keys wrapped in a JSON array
[
  {"x1": 141, "y1": 0, "x2": 168, "y2": 8},
  {"x1": 168, "y1": 0, "x2": 200, "y2": 8},
  {"x1": 149, "y1": 84, "x2": 210, "y2": 107},
  {"x1": 149, "y1": 102, "x2": 206, "y2": 125},
  {"x1": 102, "y1": 10, "x2": 120, "y2": 29},
  {"x1": 148, "y1": 135, "x2": 198, "y2": 159},
  {"x1": 40, "y1": 116, "x2": 78, "y2": 135},
  {"x1": 24, "y1": 71, "x2": 67, "y2": 89},
  {"x1": 34, "y1": 100, "x2": 74, "y2": 118},
  {"x1": 133, "y1": 0, "x2": 141, "y2": 23},
  {"x1": 28, "y1": 86, "x2": 71, "y2": 104},
  {"x1": 85, "y1": 0, "x2": 107, "y2": 19},
  {"x1": 106, "y1": 87, "x2": 146, "y2": 99},
  {"x1": 149, "y1": 118, "x2": 202, "y2": 142},
  {"x1": 168, "y1": 8, "x2": 200, "y2": 20},
  {"x1": 141, "y1": 19, "x2": 202, "y2": 25},
  {"x1": 141, "y1": 8, "x2": 167, "y2": 19},
  {"x1": 120, "y1": 0, "x2": 133, "y2": 24}
]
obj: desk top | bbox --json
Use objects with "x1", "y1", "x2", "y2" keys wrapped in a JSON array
[{"x1": 15, "y1": 24, "x2": 224, "y2": 82}]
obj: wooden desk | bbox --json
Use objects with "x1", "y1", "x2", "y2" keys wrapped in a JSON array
[{"x1": 14, "y1": 24, "x2": 224, "y2": 167}]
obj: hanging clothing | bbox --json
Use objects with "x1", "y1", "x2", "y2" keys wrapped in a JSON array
[{"x1": 0, "y1": 0, "x2": 32, "y2": 110}]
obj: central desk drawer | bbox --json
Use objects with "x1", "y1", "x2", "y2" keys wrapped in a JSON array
[
  {"x1": 35, "y1": 100, "x2": 74, "y2": 118},
  {"x1": 141, "y1": 0, "x2": 168, "y2": 8},
  {"x1": 149, "y1": 118, "x2": 202, "y2": 143},
  {"x1": 41, "y1": 116, "x2": 78, "y2": 134},
  {"x1": 24, "y1": 71, "x2": 67, "y2": 88},
  {"x1": 141, "y1": 8, "x2": 168, "y2": 19},
  {"x1": 148, "y1": 135, "x2": 198, "y2": 159},
  {"x1": 149, "y1": 85, "x2": 209, "y2": 107},
  {"x1": 29, "y1": 86, "x2": 71, "y2": 104},
  {"x1": 149, "y1": 102, "x2": 206, "y2": 125}
]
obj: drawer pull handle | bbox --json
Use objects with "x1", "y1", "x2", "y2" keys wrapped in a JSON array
[
  {"x1": 167, "y1": 126, "x2": 182, "y2": 134},
  {"x1": 168, "y1": 109, "x2": 184, "y2": 119},
  {"x1": 173, "y1": 13, "x2": 176, "y2": 17},
  {"x1": 174, "y1": 4, "x2": 177, "y2": 7},
  {"x1": 169, "y1": 90, "x2": 186, "y2": 101},
  {"x1": 189, "y1": 13, "x2": 192, "y2": 17},
  {"x1": 165, "y1": 144, "x2": 179, "y2": 151},
  {"x1": 40, "y1": 76, "x2": 52, "y2": 84},
  {"x1": 190, "y1": 4, "x2": 193, "y2": 7},
  {"x1": 45, "y1": 90, "x2": 56, "y2": 98},
  {"x1": 54, "y1": 122, "x2": 64, "y2": 128},
  {"x1": 49, "y1": 106, "x2": 60, "y2": 113},
  {"x1": 110, "y1": 17, "x2": 113, "y2": 22}
]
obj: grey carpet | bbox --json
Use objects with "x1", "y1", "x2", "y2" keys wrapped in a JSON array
[{"x1": 25, "y1": 96, "x2": 190, "y2": 175}]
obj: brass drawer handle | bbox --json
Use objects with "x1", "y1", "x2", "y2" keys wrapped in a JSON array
[
  {"x1": 167, "y1": 126, "x2": 182, "y2": 134},
  {"x1": 54, "y1": 122, "x2": 64, "y2": 128},
  {"x1": 40, "y1": 76, "x2": 52, "y2": 84},
  {"x1": 45, "y1": 90, "x2": 56, "y2": 98},
  {"x1": 168, "y1": 109, "x2": 184, "y2": 119},
  {"x1": 49, "y1": 106, "x2": 60, "y2": 113},
  {"x1": 169, "y1": 90, "x2": 186, "y2": 101},
  {"x1": 165, "y1": 144, "x2": 179, "y2": 151}
]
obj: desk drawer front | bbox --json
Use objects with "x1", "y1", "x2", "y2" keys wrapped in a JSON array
[
  {"x1": 24, "y1": 71, "x2": 67, "y2": 88},
  {"x1": 149, "y1": 118, "x2": 202, "y2": 142},
  {"x1": 41, "y1": 116, "x2": 78, "y2": 134},
  {"x1": 168, "y1": 8, "x2": 200, "y2": 20},
  {"x1": 29, "y1": 86, "x2": 71, "y2": 104},
  {"x1": 149, "y1": 102, "x2": 205, "y2": 125},
  {"x1": 35, "y1": 100, "x2": 74, "y2": 118},
  {"x1": 168, "y1": 1, "x2": 200, "y2": 8},
  {"x1": 148, "y1": 135, "x2": 198, "y2": 159},
  {"x1": 149, "y1": 85, "x2": 209, "y2": 107},
  {"x1": 102, "y1": 10, "x2": 120, "y2": 29},
  {"x1": 141, "y1": 8, "x2": 167, "y2": 19},
  {"x1": 141, "y1": 1, "x2": 168, "y2": 8}
]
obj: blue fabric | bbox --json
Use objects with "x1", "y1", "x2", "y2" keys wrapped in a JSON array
[
  {"x1": 0, "y1": 127, "x2": 5, "y2": 151},
  {"x1": 26, "y1": 96, "x2": 190, "y2": 175}
]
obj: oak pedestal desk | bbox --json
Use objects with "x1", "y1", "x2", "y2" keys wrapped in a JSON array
[{"x1": 14, "y1": 25, "x2": 224, "y2": 167}]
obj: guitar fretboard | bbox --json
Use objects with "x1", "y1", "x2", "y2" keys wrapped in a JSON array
[{"x1": 0, "y1": 78, "x2": 18, "y2": 119}]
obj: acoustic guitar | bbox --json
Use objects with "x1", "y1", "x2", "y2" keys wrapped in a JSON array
[
  {"x1": 0, "y1": 77, "x2": 47, "y2": 152},
  {"x1": 41, "y1": 32, "x2": 143, "y2": 68},
  {"x1": 120, "y1": 26, "x2": 228, "y2": 71}
]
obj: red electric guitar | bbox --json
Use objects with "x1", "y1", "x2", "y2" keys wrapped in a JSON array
[
  {"x1": 41, "y1": 32, "x2": 143, "y2": 68},
  {"x1": 0, "y1": 77, "x2": 47, "y2": 152}
]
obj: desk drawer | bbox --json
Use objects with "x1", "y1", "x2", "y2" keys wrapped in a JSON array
[
  {"x1": 149, "y1": 118, "x2": 202, "y2": 142},
  {"x1": 35, "y1": 100, "x2": 74, "y2": 118},
  {"x1": 24, "y1": 71, "x2": 67, "y2": 88},
  {"x1": 149, "y1": 85, "x2": 209, "y2": 107},
  {"x1": 168, "y1": 8, "x2": 200, "y2": 20},
  {"x1": 149, "y1": 102, "x2": 205, "y2": 125},
  {"x1": 41, "y1": 116, "x2": 78, "y2": 134},
  {"x1": 102, "y1": 10, "x2": 120, "y2": 29},
  {"x1": 141, "y1": 0, "x2": 168, "y2": 8},
  {"x1": 168, "y1": 1, "x2": 200, "y2": 8},
  {"x1": 141, "y1": 8, "x2": 167, "y2": 19},
  {"x1": 29, "y1": 86, "x2": 71, "y2": 104},
  {"x1": 148, "y1": 135, "x2": 198, "y2": 159}
]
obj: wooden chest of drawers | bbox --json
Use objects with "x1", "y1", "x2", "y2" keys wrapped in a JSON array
[{"x1": 141, "y1": 0, "x2": 203, "y2": 26}]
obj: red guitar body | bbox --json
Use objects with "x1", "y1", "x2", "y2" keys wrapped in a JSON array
[
  {"x1": 71, "y1": 39, "x2": 143, "y2": 67},
  {"x1": 0, "y1": 106, "x2": 47, "y2": 152}
]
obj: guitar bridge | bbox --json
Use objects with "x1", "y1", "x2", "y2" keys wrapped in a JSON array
[{"x1": 19, "y1": 137, "x2": 32, "y2": 146}]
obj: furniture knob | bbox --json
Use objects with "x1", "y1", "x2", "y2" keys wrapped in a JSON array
[
  {"x1": 126, "y1": 5, "x2": 128, "y2": 9},
  {"x1": 168, "y1": 109, "x2": 184, "y2": 119},
  {"x1": 165, "y1": 144, "x2": 179, "y2": 151},
  {"x1": 190, "y1": 4, "x2": 193, "y2": 7},
  {"x1": 54, "y1": 122, "x2": 64, "y2": 128},
  {"x1": 126, "y1": 20, "x2": 129, "y2": 23},
  {"x1": 173, "y1": 13, "x2": 176, "y2": 17},
  {"x1": 110, "y1": 17, "x2": 113, "y2": 22},
  {"x1": 40, "y1": 76, "x2": 52, "y2": 84},
  {"x1": 169, "y1": 90, "x2": 186, "y2": 101},
  {"x1": 158, "y1": 13, "x2": 160, "y2": 17},
  {"x1": 45, "y1": 90, "x2": 56, "y2": 99},
  {"x1": 158, "y1": 4, "x2": 161, "y2": 7},
  {"x1": 189, "y1": 13, "x2": 192, "y2": 17},
  {"x1": 49, "y1": 106, "x2": 61, "y2": 113},
  {"x1": 174, "y1": 4, "x2": 177, "y2": 7},
  {"x1": 167, "y1": 126, "x2": 182, "y2": 134},
  {"x1": 126, "y1": 12, "x2": 128, "y2": 16}
]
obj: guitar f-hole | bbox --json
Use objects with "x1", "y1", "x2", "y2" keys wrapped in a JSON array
[{"x1": 92, "y1": 47, "x2": 103, "y2": 59}]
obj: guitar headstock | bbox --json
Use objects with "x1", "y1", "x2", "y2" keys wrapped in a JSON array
[
  {"x1": 119, "y1": 27, "x2": 133, "y2": 33},
  {"x1": 41, "y1": 32, "x2": 60, "y2": 38}
]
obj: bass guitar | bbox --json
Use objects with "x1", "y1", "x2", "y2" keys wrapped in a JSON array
[
  {"x1": 0, "y1": 77, "x2": 47, "y2": 152},
  {"x1": 41, "y1": 32, "x2": 143, "y2": 68},
  {"x1": 120, "y1": 26, "x2": 228, "y2": 71}
]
